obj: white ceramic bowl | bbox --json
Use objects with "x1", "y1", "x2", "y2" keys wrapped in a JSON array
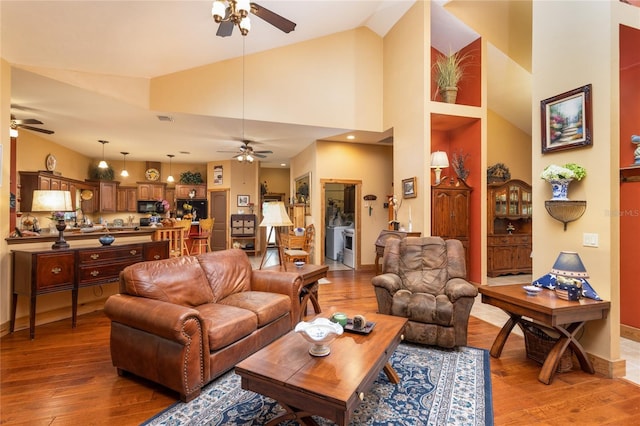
[
  {"x1": 295, "y1": 318, "x2": 343, "y2": 356},
  {"x1": 523, "y1": 285, "x2": 542, "y2": 296}
]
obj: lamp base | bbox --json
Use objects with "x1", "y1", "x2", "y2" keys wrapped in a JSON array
[{"x1": 52, "y1": 220, "x2": 69, "y2": 250}]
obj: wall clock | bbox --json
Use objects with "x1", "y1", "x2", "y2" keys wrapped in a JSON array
[
  {"x1": 45, "y1": 154, "x2": 57, "y2": 171},
  {"x1": 145, "y1": 168, "x2": 160, "y2": 181}
]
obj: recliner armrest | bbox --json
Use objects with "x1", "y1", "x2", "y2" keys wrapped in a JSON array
[
  {"x1": 371, "y1": 273, "x2": 403, "y2": 294},
  {"x1": 104, "y1": 294, "x2": 204, "y2": 344},
  {"x1": 444, "y1": 278, "x2": 479, "y2": 302}
]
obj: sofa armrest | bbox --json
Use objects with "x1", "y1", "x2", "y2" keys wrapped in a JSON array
[
  {"x1": 104, "y1": 294, "x2": 205, "y2": 345},
  {"x1": 251, "y1": 270, "x2": 303, "y2": 327},
  {"x1": 444, "y1": 278, "x2": 479, "y2": 302}
]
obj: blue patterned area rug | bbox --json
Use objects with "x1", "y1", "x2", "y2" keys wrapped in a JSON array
[{"x1": 144, "y1": 343, "x2": 493, "y2": 426}]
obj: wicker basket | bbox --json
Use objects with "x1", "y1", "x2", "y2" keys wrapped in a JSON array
[{"x1": 522, "y1": 321, "x2": 573, "y2": 373}]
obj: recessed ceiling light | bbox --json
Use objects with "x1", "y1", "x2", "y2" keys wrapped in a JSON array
[
  {"x1": 346, "y1": 135, "x2": 356, "y2": 140},
  {"x1": 280, "y1": 163, "x2": 287, "y2": 167}
]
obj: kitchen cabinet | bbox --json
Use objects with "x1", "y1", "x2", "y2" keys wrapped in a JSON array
[
  {"x1": 431, "y1": 178, "x2": 471, "y2": 270},
  {"x1": 10, "y1": 240, "x2": 169, "y2": 339},
  {"x1": 83, "y1": 180, "x2": 117, "y2": 213},
  {"x1": 137, "y1": 182, "x2": 166, "y2": 201},
  {"x1": 487, "y1": 179, "x2": 532, "y2": 277},
  {"x1": 19, "y1": 171, "x2": 78, "y2": 212},
  {"x1": 116, "y1": 186, "x2": 137, "y2": 212},
  {"x1": 175, "y1": 184, "x2": 206, "y2": 199}
]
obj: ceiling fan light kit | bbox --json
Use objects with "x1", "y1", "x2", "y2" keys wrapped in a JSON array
[{"x1": 212, "y1": 0, "x2": 296, "y2": 38}]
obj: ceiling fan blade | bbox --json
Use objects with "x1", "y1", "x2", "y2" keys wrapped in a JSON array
[
  {"x1": 18, "y1": 124, "x2": 55, "y2": 135},
  {"x1": 13, "y1": 118, "x2": 43, "y2": 125},
  {"x1": 254, "y1": 150, "x2": 273, "y2": 154},
  {"x1": 217, "y1": 20, "x2": 234, "y2": 37},
  {"x1": 250, "y1": 2, "x2": 296, "y2": 33},
  {"x1": 253, "y1": 153, "x2": 267, "y2": 158}
]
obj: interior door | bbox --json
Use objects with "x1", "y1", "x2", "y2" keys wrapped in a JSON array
[{"x1": 210, "y1": 190, "x2": 228, "y2": 251}]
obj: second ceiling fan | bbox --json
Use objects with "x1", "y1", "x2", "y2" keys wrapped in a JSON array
[
  {"x1": 219, "y1": 140, "x2": 273, "y2": 162},
  {"x1": 212, "y1": 1, "x2": 296, "y2": 37}
]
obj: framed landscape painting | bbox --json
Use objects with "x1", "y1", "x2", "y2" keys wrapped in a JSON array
[{"x1": 541, "y1": 84, "x2": 593, "y2": 153}]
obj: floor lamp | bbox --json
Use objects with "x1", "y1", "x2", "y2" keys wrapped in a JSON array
[{"x1": 259, "y1": 201, "x2": 293, "y2": 270}]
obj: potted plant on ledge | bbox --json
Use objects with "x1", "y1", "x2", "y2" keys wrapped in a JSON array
[
  {"x1": 541, "y1": 163, "x2": 586, "y2": 200},
  {"x1": 433, "y1": 49, "x2": 473, "y2": 104}
]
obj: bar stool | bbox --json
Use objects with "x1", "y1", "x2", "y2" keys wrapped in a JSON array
[{"x1": 190, "y1": 218, "x2": 214, "y2": 255}]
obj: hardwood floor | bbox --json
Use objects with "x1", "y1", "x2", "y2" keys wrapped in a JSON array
[{"x1": 2, "y1": 269, "x2": 640, "y2": 425}]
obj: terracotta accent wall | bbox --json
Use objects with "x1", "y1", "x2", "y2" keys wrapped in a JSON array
[{"x1": 619, "y1": 24, "x2": 640, "y2": 329}]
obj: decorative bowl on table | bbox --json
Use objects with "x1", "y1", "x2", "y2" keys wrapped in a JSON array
[
  {"x1": 523, "y1": 285, "x2": 542, "y2": 296},
  {"x1": 294, "y1": 317, "x2": 343, "y2": 356},
  {"x1": 99, "y1": 234, "x2": 115, "y2": 246},
  {"x1": 294, "y1": 260, "x2": 305, "y2": 268}
]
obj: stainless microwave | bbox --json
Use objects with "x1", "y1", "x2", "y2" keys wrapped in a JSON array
[{"x1": 137, "y1": 200, "x2": 164, "y2": 214}]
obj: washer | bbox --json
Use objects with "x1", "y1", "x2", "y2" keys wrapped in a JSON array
[{"x1": 325, "y1": 225, "x2": 350, "y2": 260}]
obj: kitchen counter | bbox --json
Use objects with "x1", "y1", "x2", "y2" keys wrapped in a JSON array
[{"x1": 6, "y1": 227, "x2": 157, "y2": 246}]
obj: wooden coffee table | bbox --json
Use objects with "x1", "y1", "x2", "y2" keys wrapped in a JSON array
[{"x1": 235, "y1": 312, "x2": 407, "y2": 425}]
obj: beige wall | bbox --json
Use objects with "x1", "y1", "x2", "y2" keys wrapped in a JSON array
[
  {"x1": 487, "y1": 109, "x2": 532, "y2": 183},
  {"x1": 1, "y1": 59, "x2": 12, "y2": 329},
  {"x1": 259, "y1": 167, "x2": 291, "y2": 202},
  {"x1": 383, "y1": 1, "x2": 429, "y2": 233},
  {"x1": 150, "y1": 28, "x2": 384, "y2": 132},
  {"x1": 532, "y1": 0, "x2": 623, "y2": 365}
]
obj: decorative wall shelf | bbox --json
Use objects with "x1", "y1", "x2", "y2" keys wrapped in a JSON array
[
  {"x1": 544, "y1": 200, "x2": 587, "y2": 231},
  {"x1": 620, "y1": 165, "x2": 640, "y2": 182}
]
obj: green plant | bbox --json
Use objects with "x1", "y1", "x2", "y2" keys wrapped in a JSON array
[
  {"x1": 179, "y1": 171, "x2": 203, "y2": 184},
  {"x1": 432, "y1": 49, "x2": 473, "y2": 92},
  {"x1": 89, "y1": 164, "x2": 114, "y2": 180}
]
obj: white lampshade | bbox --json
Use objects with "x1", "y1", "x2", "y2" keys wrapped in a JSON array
[
  {"x1": 211, "y1": 0, "x2": 226, "y2": 21},
  {"x1": 31, "y1": 190, "x2": 73, "y2": 212},
  {"x1": 430, "y1": 151, "x2": 450, "y2": 168},
  {"x1": 260, "y1": 202, "x2": 293, "y2": 227}
]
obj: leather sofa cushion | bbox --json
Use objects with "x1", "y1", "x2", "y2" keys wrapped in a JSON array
[
  {"x1": 219, "y1": 291, "x2": 290, "y2": 327},
  {"x1": 197, "y1": 250, "x2": 252, "y2": 303},
  {"x1": 196, "y1": 303, "x2": 258, "y2": 351},
  {"x1": 391, "y1": 290, "x2": 453, "y2": 326},
  {"x1": 121, "y1": 256, "x2": 214, "y2": 307}
]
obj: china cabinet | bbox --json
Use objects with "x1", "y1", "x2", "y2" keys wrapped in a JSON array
[{"x1": 487, "y1": 179, "x2": 532, "y2": 277}]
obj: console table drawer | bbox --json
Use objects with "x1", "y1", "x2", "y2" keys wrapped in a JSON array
[
  {"x1": 77, "y1": 259, "x2": 137, "y2": 286},
  {"x1": 78, "y1": 245, "x2": 144, "y2": 262}
]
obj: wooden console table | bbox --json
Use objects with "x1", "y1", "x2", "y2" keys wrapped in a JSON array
[
  {"x1": 479, "y1": 284, "x2": 610, "y2": 384},
  {"x1": 10, "y1": 240, "x2": 169, "y2": 339}
]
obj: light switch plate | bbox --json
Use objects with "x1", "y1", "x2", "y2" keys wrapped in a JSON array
[{"x1": 583, "y1": 233, "x2": 599, "y2": 247}]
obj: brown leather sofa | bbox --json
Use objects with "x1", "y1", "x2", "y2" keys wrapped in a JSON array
[
  {"x1": 371, "y1": 236, "x2": 478, "y2": 348},
  {"x1": 104, "y1": 249, "x2": 303, "y2": 402}
]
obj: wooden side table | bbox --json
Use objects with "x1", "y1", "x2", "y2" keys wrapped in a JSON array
[
  {"x1": 264, "y1": 263, "x2": 328, "y2": 320},
  {"x1": 479, "y1": 284, "x2": 610, "y2": 384}
]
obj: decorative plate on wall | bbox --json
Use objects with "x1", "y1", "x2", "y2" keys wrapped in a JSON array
[
  {"x1": 45, "y1": 154, "x2": 57, "y2": 171},
  {"x1": 145, "y1": 168, "x2": 160, "y2": 181}
]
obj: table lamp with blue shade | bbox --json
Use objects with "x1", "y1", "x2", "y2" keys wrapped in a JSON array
[{"x1": 533, "y1": 251, "x2": 602, "y2": 301}]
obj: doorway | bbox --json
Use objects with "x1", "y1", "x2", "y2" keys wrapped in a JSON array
[
  {"x1": 210, "y1": 190, "x2": 228, "y2": 251},
  {"x1": 320, "y1": 179, "x2": 361, "y2": 270}
]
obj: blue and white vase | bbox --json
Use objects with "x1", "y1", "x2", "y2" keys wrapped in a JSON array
[{"x1": 549, "y1": 179, "x2": 572, "y2": 200}]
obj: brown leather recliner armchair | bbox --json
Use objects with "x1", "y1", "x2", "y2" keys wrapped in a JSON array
[{"x1": 371, "y1": 236, "x2": 478, "y2": 348}]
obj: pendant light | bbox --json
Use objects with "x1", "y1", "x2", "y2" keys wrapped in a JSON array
[
  {"x1": 120, "y1": 152, "x2": 130, "y2": 177},
  {"x1": 98, "y1": 140, "x2": 109, "y2": 169},
  {"x1": 166, "y1": 154, "x2": 175, "y2": 183}
]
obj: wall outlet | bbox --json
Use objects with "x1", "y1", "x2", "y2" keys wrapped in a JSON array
[{"x1": 583, "y1": 233, "x2": 599, "y2": 247}]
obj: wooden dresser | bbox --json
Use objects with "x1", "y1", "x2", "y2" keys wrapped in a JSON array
[
  {"x1": 11, "y1": 240, "x2": 169, "y2": 339},
  {"x1": 487, "y1": 179, "x2": 532, "y2": 277}
]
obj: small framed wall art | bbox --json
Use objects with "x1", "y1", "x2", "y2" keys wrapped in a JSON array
[
  {"x1": 402, "y1": 177, "x2": 417, "y2": 199},
  {"x1": 237, "y1": 195, "x2": 250, "y2": 207}
]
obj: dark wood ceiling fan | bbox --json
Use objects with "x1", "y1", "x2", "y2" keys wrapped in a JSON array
[
  {"x1": 10, "y1": 115, "x2": 54, "y2": 135},
  {"x1": 218, "y1": 140, "x2": 273, "y2": 159},
  {"x1": 214, "y1": 1, "x2": 296, "y2": 37}
]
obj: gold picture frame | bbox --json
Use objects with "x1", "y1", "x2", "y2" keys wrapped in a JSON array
[{"x1": 402, "y1": 177, "x2": 417, "y2": 199}]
